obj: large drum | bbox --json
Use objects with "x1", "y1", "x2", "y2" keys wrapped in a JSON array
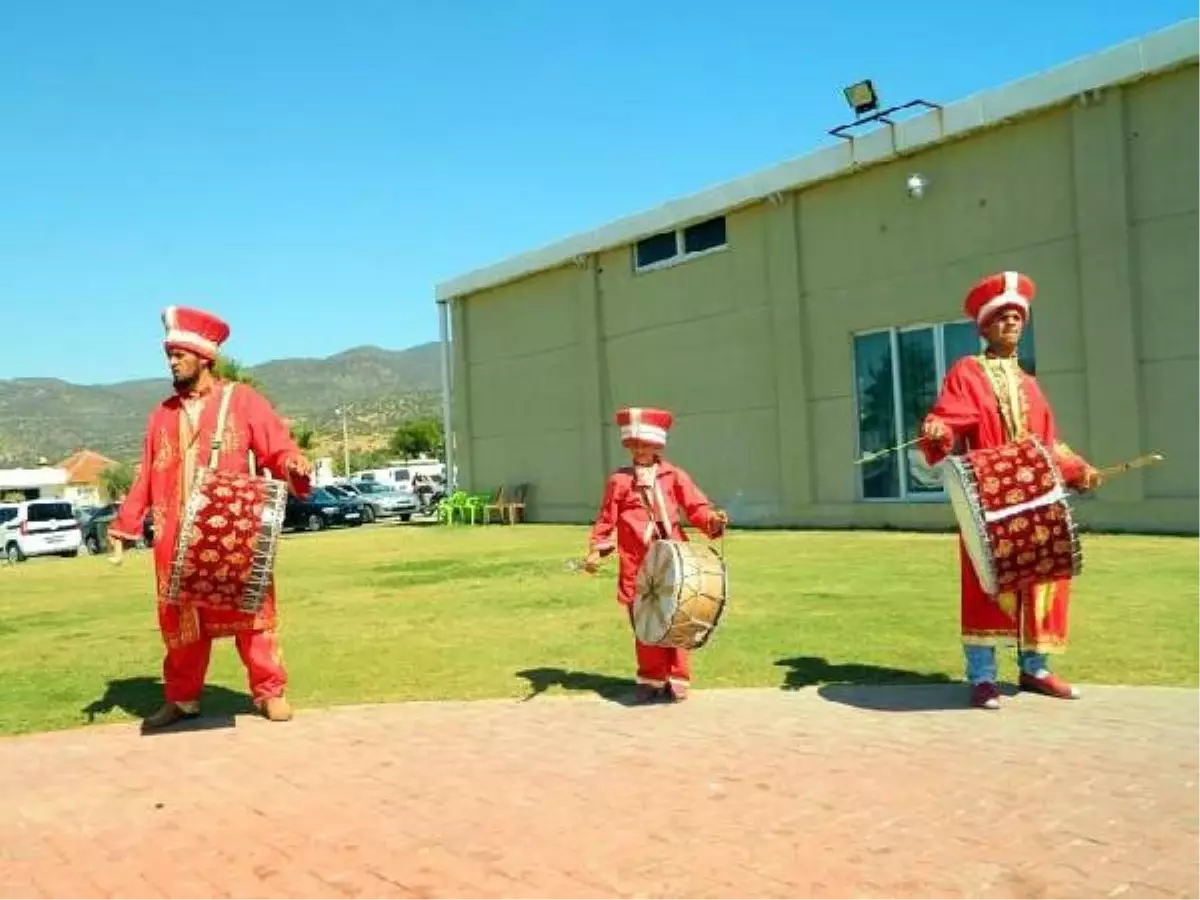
[
  {"x1": 632, "y1": 539, "x2": 729, "y2": 650},
  {"x1": 165, "y1": 467, "x2": 289, "y2": 614},
  {"x1": 942, "y1": 435, "x2": 1082, "y2": 596}
]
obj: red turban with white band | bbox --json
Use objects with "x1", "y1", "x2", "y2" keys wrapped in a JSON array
[
  {"x1": 162, "y1": 306, "x2": 231, "y2": 362},
  {"x1": 615, "y1": 407, "x2": 673, "y2": 448},
  {"x1": 963, "y1": 271, "x2": 1035, "y2": 330}
]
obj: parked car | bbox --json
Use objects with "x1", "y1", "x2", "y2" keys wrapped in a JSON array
[
  {"x1": 323, "y1": 484, "x2": 378, "y2": 524},
  {"x1": 283, "y1": 487, "x2": 366, "y2": 532},
  {"x1": 77, "y1": 504, "x2": 156, "y2": 554},
  {"x1": 0, "y1": 499, "x2": 83, "y2": 563},
  {"x1": 345, "y1": 480, "x2": 418, "y2": 521}
]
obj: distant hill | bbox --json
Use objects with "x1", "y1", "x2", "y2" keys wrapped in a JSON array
[{"x1": 0, "y1": 342, "x2": 444, "y2": 465}]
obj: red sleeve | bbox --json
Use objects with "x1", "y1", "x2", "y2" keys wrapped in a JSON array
[
  {"x1": 239, "y1": 386, "x2": 311, "y2": 498},
  {"x1": 589, "y1": 474, "x2": 622, "y2": 555},
  {"x1": 109, "y1": 414, "x2": 155, "y2": 542},
  {"x1": 920, "y1": 358, "x2": 982, "y2": 466},
  {"x1": 672, "y1": 467, "x2": 722, "y2": 538}
]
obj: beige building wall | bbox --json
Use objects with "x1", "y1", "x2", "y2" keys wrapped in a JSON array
[{"x1": 450, "y1": 64, "x2": 1198, "y2": 535}]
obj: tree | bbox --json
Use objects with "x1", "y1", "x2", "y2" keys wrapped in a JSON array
[
  {"x1": 290, "y1": 422, "x2": 315, "y2": 452},
  {"x1": 213, "y1": 356, "x2": 265, "y2": 394},
  {"x1": 100, "y1": 462, "x2": 136, "y2": 501},
  {"x1": 388, "y1": 417, "x2": 443, "y2": 459}
]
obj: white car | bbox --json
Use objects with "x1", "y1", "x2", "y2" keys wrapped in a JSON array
[{"x1": 0, "y1": 499, "x2": 83, "y2": 563}]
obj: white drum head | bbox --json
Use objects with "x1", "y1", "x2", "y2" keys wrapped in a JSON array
[
  {"x1": 633, "y1": 540, "x2": 683, "y2": 645},
  {"x1": 943, "y1": 458, "x2": 999, "y2": 595}
]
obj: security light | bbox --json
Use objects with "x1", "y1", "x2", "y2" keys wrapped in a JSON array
[{"x1": 843, "y1": 80, "x2": 880, "y2": 117}]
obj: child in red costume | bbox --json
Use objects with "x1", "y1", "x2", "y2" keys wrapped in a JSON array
[{"x1": 583, "y1": 407, "x2": 728, "y2": 703}]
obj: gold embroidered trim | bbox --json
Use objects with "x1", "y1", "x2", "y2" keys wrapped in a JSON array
[{"x1": 975, "y1": 355, "x2": 1029, "y2": 441}]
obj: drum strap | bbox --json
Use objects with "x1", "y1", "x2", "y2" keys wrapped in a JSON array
[
  {"x1": 631, "y1": 467, "x2": 671, "y2": 544},
  {"x1": 207, "y1": 383, "x2": 236, "y2": 469}
]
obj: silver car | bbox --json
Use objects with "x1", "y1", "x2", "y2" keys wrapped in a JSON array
[{"x1": 344, "y1": 481, "x2": 419, "y2": 522}]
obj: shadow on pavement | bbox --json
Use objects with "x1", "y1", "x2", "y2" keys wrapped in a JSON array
[
  {"x1": 515, "y1": 667, "x2": 639, "y2": 706},
  {"x1": 82, "y1": 676, "x2": 255, "y2": 734},
  {"x1": 774, "y1": 655, "x2": 1004, "y2": 712}
]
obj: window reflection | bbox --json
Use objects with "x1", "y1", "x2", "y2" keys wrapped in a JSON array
[
  {"x1": 853, "y1": 331, "x2": 898, "y2": 500},
  {"x1": 853, "y1": 317, "x2": 1039, "y2": 501}
]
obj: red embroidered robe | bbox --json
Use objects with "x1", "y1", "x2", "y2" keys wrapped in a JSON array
[
  {"x1": 920, "y1": 354, "x2": 1094, "y2": 652},
  {"x1": 110, "y1": 380, "x2": 310, "y2": 648},
  {"x1": 589, "y1": 460, "x2": 723, "y2": 606}
]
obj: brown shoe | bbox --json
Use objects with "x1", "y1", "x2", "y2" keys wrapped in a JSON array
[
  {"x1": 633, "y1": 684, "x2": 666, "y2": 704},
  {"x1": 143, "y1": 702, "x2": 200, "y2": 729},
  {"x1": 1019, "y1": 671, "x2": 1080, "y2": 700},
  {"x1": 261, "y1": 696, "x2": 293, "y2": 722}
]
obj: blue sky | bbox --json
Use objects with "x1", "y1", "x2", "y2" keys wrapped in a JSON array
[{"x1": 1, "y1": 1, "x2": 1194, "y2": 384}]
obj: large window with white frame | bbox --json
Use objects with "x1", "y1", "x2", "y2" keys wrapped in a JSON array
[
  {"x1": 633, "y1": 215, "x2": 728, "y2": 272},
  {"x1": 853, "y1": 318, "x2": 1037, "y2": 501}
]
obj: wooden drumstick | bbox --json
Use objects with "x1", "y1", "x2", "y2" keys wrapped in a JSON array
[
  {"x1": 854, "y1": 437, "x2": 922, "y2": 466},
  {"x1": 1096, "y1": 453, "x2": 1165, "y2": 480}
]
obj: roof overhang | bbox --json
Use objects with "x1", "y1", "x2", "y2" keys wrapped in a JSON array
[{"x1": 434, "y1": 18, "x2": 1198, "y2": 303}]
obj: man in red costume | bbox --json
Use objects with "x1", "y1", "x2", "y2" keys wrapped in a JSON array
[
  {"x1": 919, "y1": 272, "x2": 1102, "y2": 710},
  {"x1": 109, "y1": 306, "x2": 313, "y2": 728},
  {"x1": 583, "y1": 407, "x2": 728, "y2": 703}
]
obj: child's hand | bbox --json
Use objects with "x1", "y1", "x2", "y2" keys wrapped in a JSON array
[
  {"x1": 582, "y1": 549, "x2": 602, "y2": 573},
  {"x1": 708, "y1": 510, "x2": 729, "y2": 536}
]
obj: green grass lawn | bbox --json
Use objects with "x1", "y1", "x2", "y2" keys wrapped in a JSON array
[{"x1": 1, "y1": 523, "x2": 1196, "y2": 736}]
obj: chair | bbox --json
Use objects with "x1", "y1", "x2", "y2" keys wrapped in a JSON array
[
  {"x1": 438, "y1": 491, "x2": 470, "y2": 525},
  {"x1": 462, "y1": 491, "x2": 494, "y2": 525},
  {"x1": 481, "y1": 486, "x2": 508, "y2": 525},
  {"x1": 504, "y1": 483, "x2": 529, "y2": 524}
]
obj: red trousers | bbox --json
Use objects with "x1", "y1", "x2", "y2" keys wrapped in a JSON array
[
  {"x1": 627, "y1": 608, "x2": 690, "y2": 687},
  {"x1": 163, "y1": 630, "x2": 287, "y2": 705}
]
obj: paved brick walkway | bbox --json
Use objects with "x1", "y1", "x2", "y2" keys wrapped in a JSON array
[{"x1": 1, "y1": 685, "x2": 1196, "y2": 899}]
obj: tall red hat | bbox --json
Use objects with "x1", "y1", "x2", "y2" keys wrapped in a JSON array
[
  {"x1": 615, "y1": 407, "x2": 673, "y2": 448},
  {"x1": 963, "y1": 271, "x2": 1035, "y2": 330},
  {"x1": 161, "y1": 305, "x2": 230, "y2": 362}
]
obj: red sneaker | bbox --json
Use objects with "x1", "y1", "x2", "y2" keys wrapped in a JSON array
[
  {"x1": 971, "y1": 681, "x2": 1002, "y2": 710},
  {"x1": 1019, "y1": 671, "x2": 1080, "y2": 700}
]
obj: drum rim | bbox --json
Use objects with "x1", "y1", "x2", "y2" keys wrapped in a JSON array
[
  {"x1": 688, "y1": 542, "x2": 729, "y2": 651},
  {"x1": 943, "y1": 453, "x2": 1000, "y2": 595}
]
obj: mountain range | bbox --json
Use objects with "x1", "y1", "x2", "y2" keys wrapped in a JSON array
[{"x1": 0, "y1": 342, "x2": 444, "y2": 466}]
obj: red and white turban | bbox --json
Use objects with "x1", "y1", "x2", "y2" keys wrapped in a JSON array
[
  {"x1": 615, "y1": 407, "x2": 673, "y2": 448},
  {"x1": 963, "y1": 271, "x2": 1035, "y2": 330},
  {"x1": 162, "y1": 306, "x2": 231, "y2": 362}
]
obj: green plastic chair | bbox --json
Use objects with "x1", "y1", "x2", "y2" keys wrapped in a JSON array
[{"x1": 437, "y1": 491, "x2": 470, "y2": 524}]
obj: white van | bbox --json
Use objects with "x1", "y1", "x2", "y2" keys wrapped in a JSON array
[
  {"x1": 0, "y1": 499, "x2": 83, "y2": 563},
  {"x1": 353, "y1": 459, "x2": 444, "y2": 493}
]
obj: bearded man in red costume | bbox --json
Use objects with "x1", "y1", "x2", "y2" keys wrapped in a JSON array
[
  {"x1": 109, "y1": 306, "x2": 312, "y2": 728},
  {"x1": 583, "y1": 407, "x2": 728, "y2": 704},
  {"x1": 919, "y1": 272, "x2": 1103, "y2": 711}
]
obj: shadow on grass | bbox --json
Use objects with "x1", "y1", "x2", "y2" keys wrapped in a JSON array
[
  {"x1": 515, "y1": 667, "x2": 639, "y2": 706},
  {"x1": 82, "y1": 676, "x2": 255, "y2": 735},
  {"x1": 774, "y1": 655, "x2": 989, "y2": 712}
]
